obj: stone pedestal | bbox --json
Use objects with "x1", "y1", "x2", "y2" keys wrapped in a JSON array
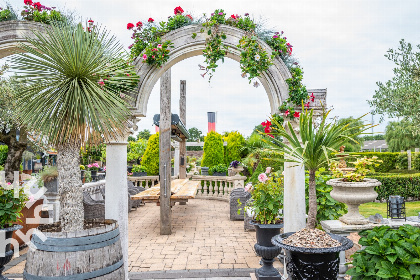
[
  {"x1": 321, "y1": 219, "x2": 420, "y2": 280},
  {"x1": 105, "y1": 138, "x2": 128, "y2": 280}
]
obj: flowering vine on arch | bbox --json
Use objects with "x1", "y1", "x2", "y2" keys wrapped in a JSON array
[{"x1": 127, "y1": 7, "x2": 310, "y2": 120}]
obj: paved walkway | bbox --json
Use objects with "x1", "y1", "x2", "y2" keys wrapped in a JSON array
[{"x1": 4, "y1": 198, "x2": 283, "y2": 279}]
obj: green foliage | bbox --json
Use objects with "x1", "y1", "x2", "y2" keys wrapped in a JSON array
[
  {"x1": 0, "y1": 185, "x2": 28, "y2": 228},
  {"x1": 340, "y1": 152, "x2": 400, "y2": 173},
  {"x1": 0, "y1": 145, "x2": 7, "y2": 166},
  {"x1": 209, "y1": 164, "x2": 228, "y2": 175},
  {"x1": 142, "y1": 39, "x2": 173, "y2": 67},
  {"x1": 369, "y1": 39, "x2": 420, "y2": 124},
  {"x1": 131, "y1": 165, "x2": 146, "y2": 173},
  {"x1": 396, "y1": 152, "x2": 409, "y2": 169},
  {"x1": 0, "y1": 165, "x2": 3, "y2": 171},
  {"x1": 202, "y1": 131, "x2": 224, "y2": 168},
  {"x1": 187, "y1": 127, "x2": 204, "y2": 151},
  {"x1": 202, "y1": 26, "x2": 228, "y2": 81},
  {"x1": 21, "y1": 4, "x2": 64, "y2": 24},
  {"x1": 166, "y1": 14, "x2": 192, "y2": 31},
  {"x1": 370, "y1": 173, "x2": 420, "y2": 201},
  {"x1": 137, "y1": 129, "x2": 151, "y2": 141},
  {"x1": 225, "y1": 131, "x2": 245, "y2": 164},
  {"x1": 80, "y1": 144, "x2": 104, "y2": 165},
  {"x1": 246, "y1": 177, "x2": 283, "y2": 224},
  {"x1": 39, "y1": 165, "x2": 58, "y2": 183},
  {"x1": 225, "y1": 14, "x2": 256, "y2": 31},
  {"x1": 385, "y1": 120, "x2": 420, "y2": 152},
  {"x1": 141, "y1": 133, "x2": 159, "y2": 175},
  {"x1": 347, "y1": 225, "x2": 420, "y2": 279},
  {"x1": 127, "y1": 138, "x2": 147, "y2": 164},
  {"x1": 363, "y1": 134, "x2": 385, "y2": 141},
  {"x1": 285, "y1": 67, "x2": 308, "y2": 107},
  {"x1": 237, "y1": 35, "x2": 272, "y2": 83},
  {"x1": 336, "y1": 117, "x2": 365, "y2": 152},
  {"x1": 12, "y1": 23, "x2": 139, "y2": 146},
  {"x1": 305, "y1": 169, "x2": 347, "y2": 224},
  {"x1": 331, "y1": 156, "x2": 382, "y2": 182},
  {"x1": 0, "y1": 9, "x2": 12, "y2": 21}
]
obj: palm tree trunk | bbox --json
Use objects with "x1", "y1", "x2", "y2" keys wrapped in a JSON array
[
  {"x1": 3, "y1": 127, "x2": 28, "y2": 182},
  {"x1": 307, "y1": 169, "x2": 317, "y2": 229},
  {"x1": 58, "y1": 140, "x2": 84, "y2": 232}
]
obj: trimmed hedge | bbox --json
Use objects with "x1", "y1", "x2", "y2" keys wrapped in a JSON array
[
  {"x1": 370, "y1": 173, "x2": 420, "y2": 201},
  {"x1": 0, "y1": 145, "x2": 7, "y2": 166},
  {"x1": 202, "y1": 131, "x2": 224, "y2": 168},
  {"x1": 225, "y1": 131, "x2": 245, "y2": 165},
  {"x1": 141, "y1": 133, "x2": 160, "y2": 175}
]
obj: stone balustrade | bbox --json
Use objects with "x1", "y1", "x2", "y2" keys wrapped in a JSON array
[
  {"x1": 82, "y1": 180, "x2": 105, "y2": 200},
  {"x1": 191, "y1": 175, "x2": 246, "y2": 201}
]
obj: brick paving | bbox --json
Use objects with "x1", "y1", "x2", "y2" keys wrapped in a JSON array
[{"x1": 128, "y1": 199, "x2": 283, "y2": 272}]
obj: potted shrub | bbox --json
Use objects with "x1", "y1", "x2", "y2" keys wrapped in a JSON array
[
  {"x1": 209, "y1": 164, "x2": 228, "y2": 176},
  {"x1": 241, "y1": 171, "x2": 284, "y2": 279},
  {"x1": 87, "y1": 162, "x2": 100, "y2": 182},
  {"x1": 0, "y1": 182, "x2": 26, "y2": 279},
  {"x1": 327, "y1": 156, "x2": 382, "y2": 225},
  {"x1": 39, "y1": 166, "x2": 58, "y2": 193},
  {"x1": 13, "y1": 21, "x2": 138, "y2": 279},
  {"x1": 132, "y1": 165, "x2": 147, "y2": 177},
  {"x1": 266, "y1": 108, "x2": 369, "y2": 279}
]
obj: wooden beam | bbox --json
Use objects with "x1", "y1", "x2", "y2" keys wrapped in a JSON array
[
  {"x1": 159, "y1": 69, "x2": 172, "y2": 235},
  {"x1": 179, "y1": 80, "x2": 187, "y2": 179}
]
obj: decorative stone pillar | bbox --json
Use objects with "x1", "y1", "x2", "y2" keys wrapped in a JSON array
[
  {"x1": 173, "y1": 142, "x2": 180, "y2": 177},
  {"x1": 407, "y1": 150, "x2": 412, "y2": 170},
  {"x1": 105, "y1": 135, "x2": 128, "y2": 280}
]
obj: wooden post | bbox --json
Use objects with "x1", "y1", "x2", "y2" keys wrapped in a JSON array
[
  {"x1": 159, "y1": 69, "x2": 172, "y2": 235},
  {"x1": 179, "y1": 80, "x2": 187, "y2": 179},
  {"x1": 407, "y1": 150, "x2": 412, "y2": 170}
]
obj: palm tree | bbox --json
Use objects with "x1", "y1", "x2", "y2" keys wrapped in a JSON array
[
  {"x1": 266, "y1": 109, "x2": 371, "y2": 229},
  {"x1": 11, "y1": 22, "x2": 138, "y2": 232}
]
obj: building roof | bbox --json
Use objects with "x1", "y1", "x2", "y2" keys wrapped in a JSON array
[{"x1": 362, "y1": 140, "x2": 388, "y2": 151}]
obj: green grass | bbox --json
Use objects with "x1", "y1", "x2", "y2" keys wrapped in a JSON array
[{"x1": 359, "y1": 201, "x2": 420, "y2": 218}]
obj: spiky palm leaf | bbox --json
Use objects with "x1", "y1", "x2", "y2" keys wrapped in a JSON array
[
  {"x1": 11, "y1": 22, "x2": 138, "y2": 145},
  {"x1": 265, "y1": 109, "x2": 372, "y2": 229}
]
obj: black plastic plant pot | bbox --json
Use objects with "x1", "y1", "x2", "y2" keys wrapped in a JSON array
[
  {"x1": 44, "y1": 178, "x2": 58, "y2": 193},
  {"x1": 214, "y1": 172, "x2": 227, "y2": 176},
  {"x1": 91, "y1": 170, "x2": 98, "y2": 182},
  {"x1": 271, "y1": 232, "x2": 353, "y2": 280},
  {"x1": 0, "y1": 224, "x2": 23, "y2": 280},
  {"x1": 251, "y1": 221, "x2": 283, "y2": 280},
  {"x1": 132, "y1": 172, "x2": 147, "y2": 177},
  {"x1": 127, "y1": 166, "x2": 133, "y2": 173},
  {"x1": 201, "y1": 167, "x2": 209, "y2": 176}
]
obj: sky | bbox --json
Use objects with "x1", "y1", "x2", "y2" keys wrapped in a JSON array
[{"x1": 5, "y1": 0, "x2": 420, "y2": 137}]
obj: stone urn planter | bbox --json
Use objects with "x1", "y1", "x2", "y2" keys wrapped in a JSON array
[
  {"x1": 251, "y1": 221, "x2": 283, "y2": 280},
  {"x1": 327, "y1": 178, "x2": 381, "y2": 225},
  {"x1": 0, "y1": 224, "x2": 23, "y2": 279},
  {"x1": 230, "y1": 166, "x2": 244, "y2": 176},
  {"x1": 24, "y1": 219, "x2": 124, "y2": 279},
  {"x1": 272, "y1": 232, "x2": 353, "y2": 280}
]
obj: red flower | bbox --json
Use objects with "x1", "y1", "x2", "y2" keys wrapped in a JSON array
[
  {"x1": 24, "y1": 0, "x2": 32, "y2": 5},
  {"x1": 136, "y1": 21, "x2": 142, "y2": 27},
  {"x1": 264, "y1": 126, "x2": 271, "y2": 133},
  {"x1": 33, "y1": 2, "x2": 42, "y2": 11},
  {"x1": 293, "y1": 111, "x2": 300, "y2": 118},
  {"x1": 230, "y1": 14, "x2": 237, "y2": 19},
  {"x1": 288, "y1": 47, "x2": 293, "y2": 55},
  {"x1": 174, "y1": 6, "x2": 184, "y2": 15},
  {"x1": 127, "y1": 23, "x2": 134, "y2": 30},
  {"x1": 284, "y1": 110, "x2": 290, "y2": 117},
  {"x1": 310, "y1": 92, "x2": 315, "y2": 102},
  {"x1": 88, "y1": 19, "x2": 94, "y2": 23},
  {"x1": 148, "y1": 18, "x2": 154, "y2": 23},
  {"x1": 261, "y1": 120, "x2": 271, "y2": 128},
  {"x1": 304, "y1": 102, "x2": 310, "y2": 108},
  {"x1": 185, "y1": 14, "x2": 193, "y2": 20}
]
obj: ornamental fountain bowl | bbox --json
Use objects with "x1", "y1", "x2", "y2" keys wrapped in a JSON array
[{"x1": 327, "y1": 178, "x2": 381, "y2": 225}]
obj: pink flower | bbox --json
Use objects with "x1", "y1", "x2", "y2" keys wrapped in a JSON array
[
  {"x1": 305, "y1": 101, "x2": 310, "y2": 108},
  {"x1": 98, "y1": 80, "x2": 104, "y2": 87},
  {"x1": 294, "y1": 111, "x2": 300, "y2": 118},
  {"x1": 7, "y1": 182, "x2": 11, "y2": 185},
  {"x1": 103, "y1": 166, "x2": 106, "y2": 171},
  {"x1": 142, "y1": 54, "x2": 147, "y2": 61},
  {"x1": 157, "y1": 44, "x2": 162, "y2": 48},
  {"x1": 258, "y1": 173, "x2": 268, "y2": 183},
  {"x1": 244, "y1": 183, "x2": 253, "y2": 192},
  {"x1": 273, "y1": 35, "x2": 278, "y2": 39},
  {"x1": 284, "y1": 109, "x2": 290, "y2": 117},
  {"x1": 265, "y1": 167, "x2": 272, "y2": 174},
  {"x1": 120, "y1": 93, "x2": 125, "y2": 98},
  {"x1": 87, "y1": 164, "x2": 92, "y2": 168},
  {"x1": 310, "y1": 92, "x2": 315, "y2": 102},
  {"x1": 28, "y1": 195, "x2": 35, "y2": 202},
  {"x1": 218, "y1": 12, "x2": 223, "y2": 15},
  {"x1": 152, "y1": 55, "x2": 155, "y2": 59}
]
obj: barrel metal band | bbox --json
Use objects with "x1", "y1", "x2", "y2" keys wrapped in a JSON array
[
  {"x1": 31, "y1": 227, "x2": 119, "y2": 247},
  {"x1": 31, "y1": 234, "x2": 120, "y2": 252},
  {"x1": 23, "y1": 258, "x2": 123, "y2": 280}
]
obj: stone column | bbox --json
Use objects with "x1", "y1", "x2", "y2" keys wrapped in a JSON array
[
  {"x1": 105, "y1": 135, "x2": 128, "y2": 279},
  {"x1": 415, "y1": 148, "x2": 419, "y2": 153},
  {"x1": 179, "y1": 80, "x2": 187, "y2": 179},
  {"x1": 407, "y1": 150, "x2": 412, "y2": 170},
  {"x1": 173, "y1": 142, "x2": 180, "y2": 177}
]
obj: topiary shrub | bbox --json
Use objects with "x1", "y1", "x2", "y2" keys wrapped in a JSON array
[
  {"x1": 225, "y1": 131, "x2": 246, "y2": 164},
  {"x1": 141, "y1": 133, "x2": 160, "y2": 175},
  {"x1": 396, "y1": 152, "x2": 408, "y2": 169},
  {"x1": 0, "y1": 145, "x2": 7, "y2": 166},
  {"x1": 202, "y1": 131, "x2": 224, "y2": 168},
  {"x1": 347, "y1": 225, "x2": 420, "y2": 279},
  {"x1": 127, "y1": 138, "x2": 147, "y2": 165},
  {"x1": 413, "y1": 152, "x2": 420, "y2": 170}
]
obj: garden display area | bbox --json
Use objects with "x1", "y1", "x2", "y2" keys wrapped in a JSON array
[{"x1": 1, "y1": 2, "x2": 420, "y2": 280}]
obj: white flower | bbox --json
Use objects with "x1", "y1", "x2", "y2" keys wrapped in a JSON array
[{"x1": 255, "y1": 54, "x2": 260, "y2": 61}]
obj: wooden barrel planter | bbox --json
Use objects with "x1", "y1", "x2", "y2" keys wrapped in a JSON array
[{"x1": 23, "y1": 219, "x2": 124, "y2": 280}]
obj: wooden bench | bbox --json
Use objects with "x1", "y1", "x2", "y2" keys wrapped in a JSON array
[{"x1": 131, "y1": 179, "x2": 200, "y2": 206}]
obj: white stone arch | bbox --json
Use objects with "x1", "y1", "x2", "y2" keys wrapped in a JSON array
[
  {"x1": 130, "y1": 24, "x2": 292, "y2": 117},
  {"x1": 0, "y1": 20, "x2": 45, "y2": 59}
]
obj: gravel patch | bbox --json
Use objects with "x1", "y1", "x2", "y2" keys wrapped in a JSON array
[{"x1": 282, "y1": 228, "x2": 342, "y2": 248}]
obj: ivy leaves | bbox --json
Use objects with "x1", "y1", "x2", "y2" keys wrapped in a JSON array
[
  {"x1": 347, "y1": 225, "x2": 420, "y2": 279},
  {"x1": 202, "y1": 28, "x2": 228, "y2": 81},
  {"x1": 237, "y1": 36, "x2": 272, "y2": 83}
]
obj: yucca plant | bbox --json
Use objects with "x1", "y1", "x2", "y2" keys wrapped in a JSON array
[
  {"x1": 11, "y1": 22, "x2": 139, "y2": 232},
  {"x1": 266, "y1": 109, "x2": 371, "y2": 229}
]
